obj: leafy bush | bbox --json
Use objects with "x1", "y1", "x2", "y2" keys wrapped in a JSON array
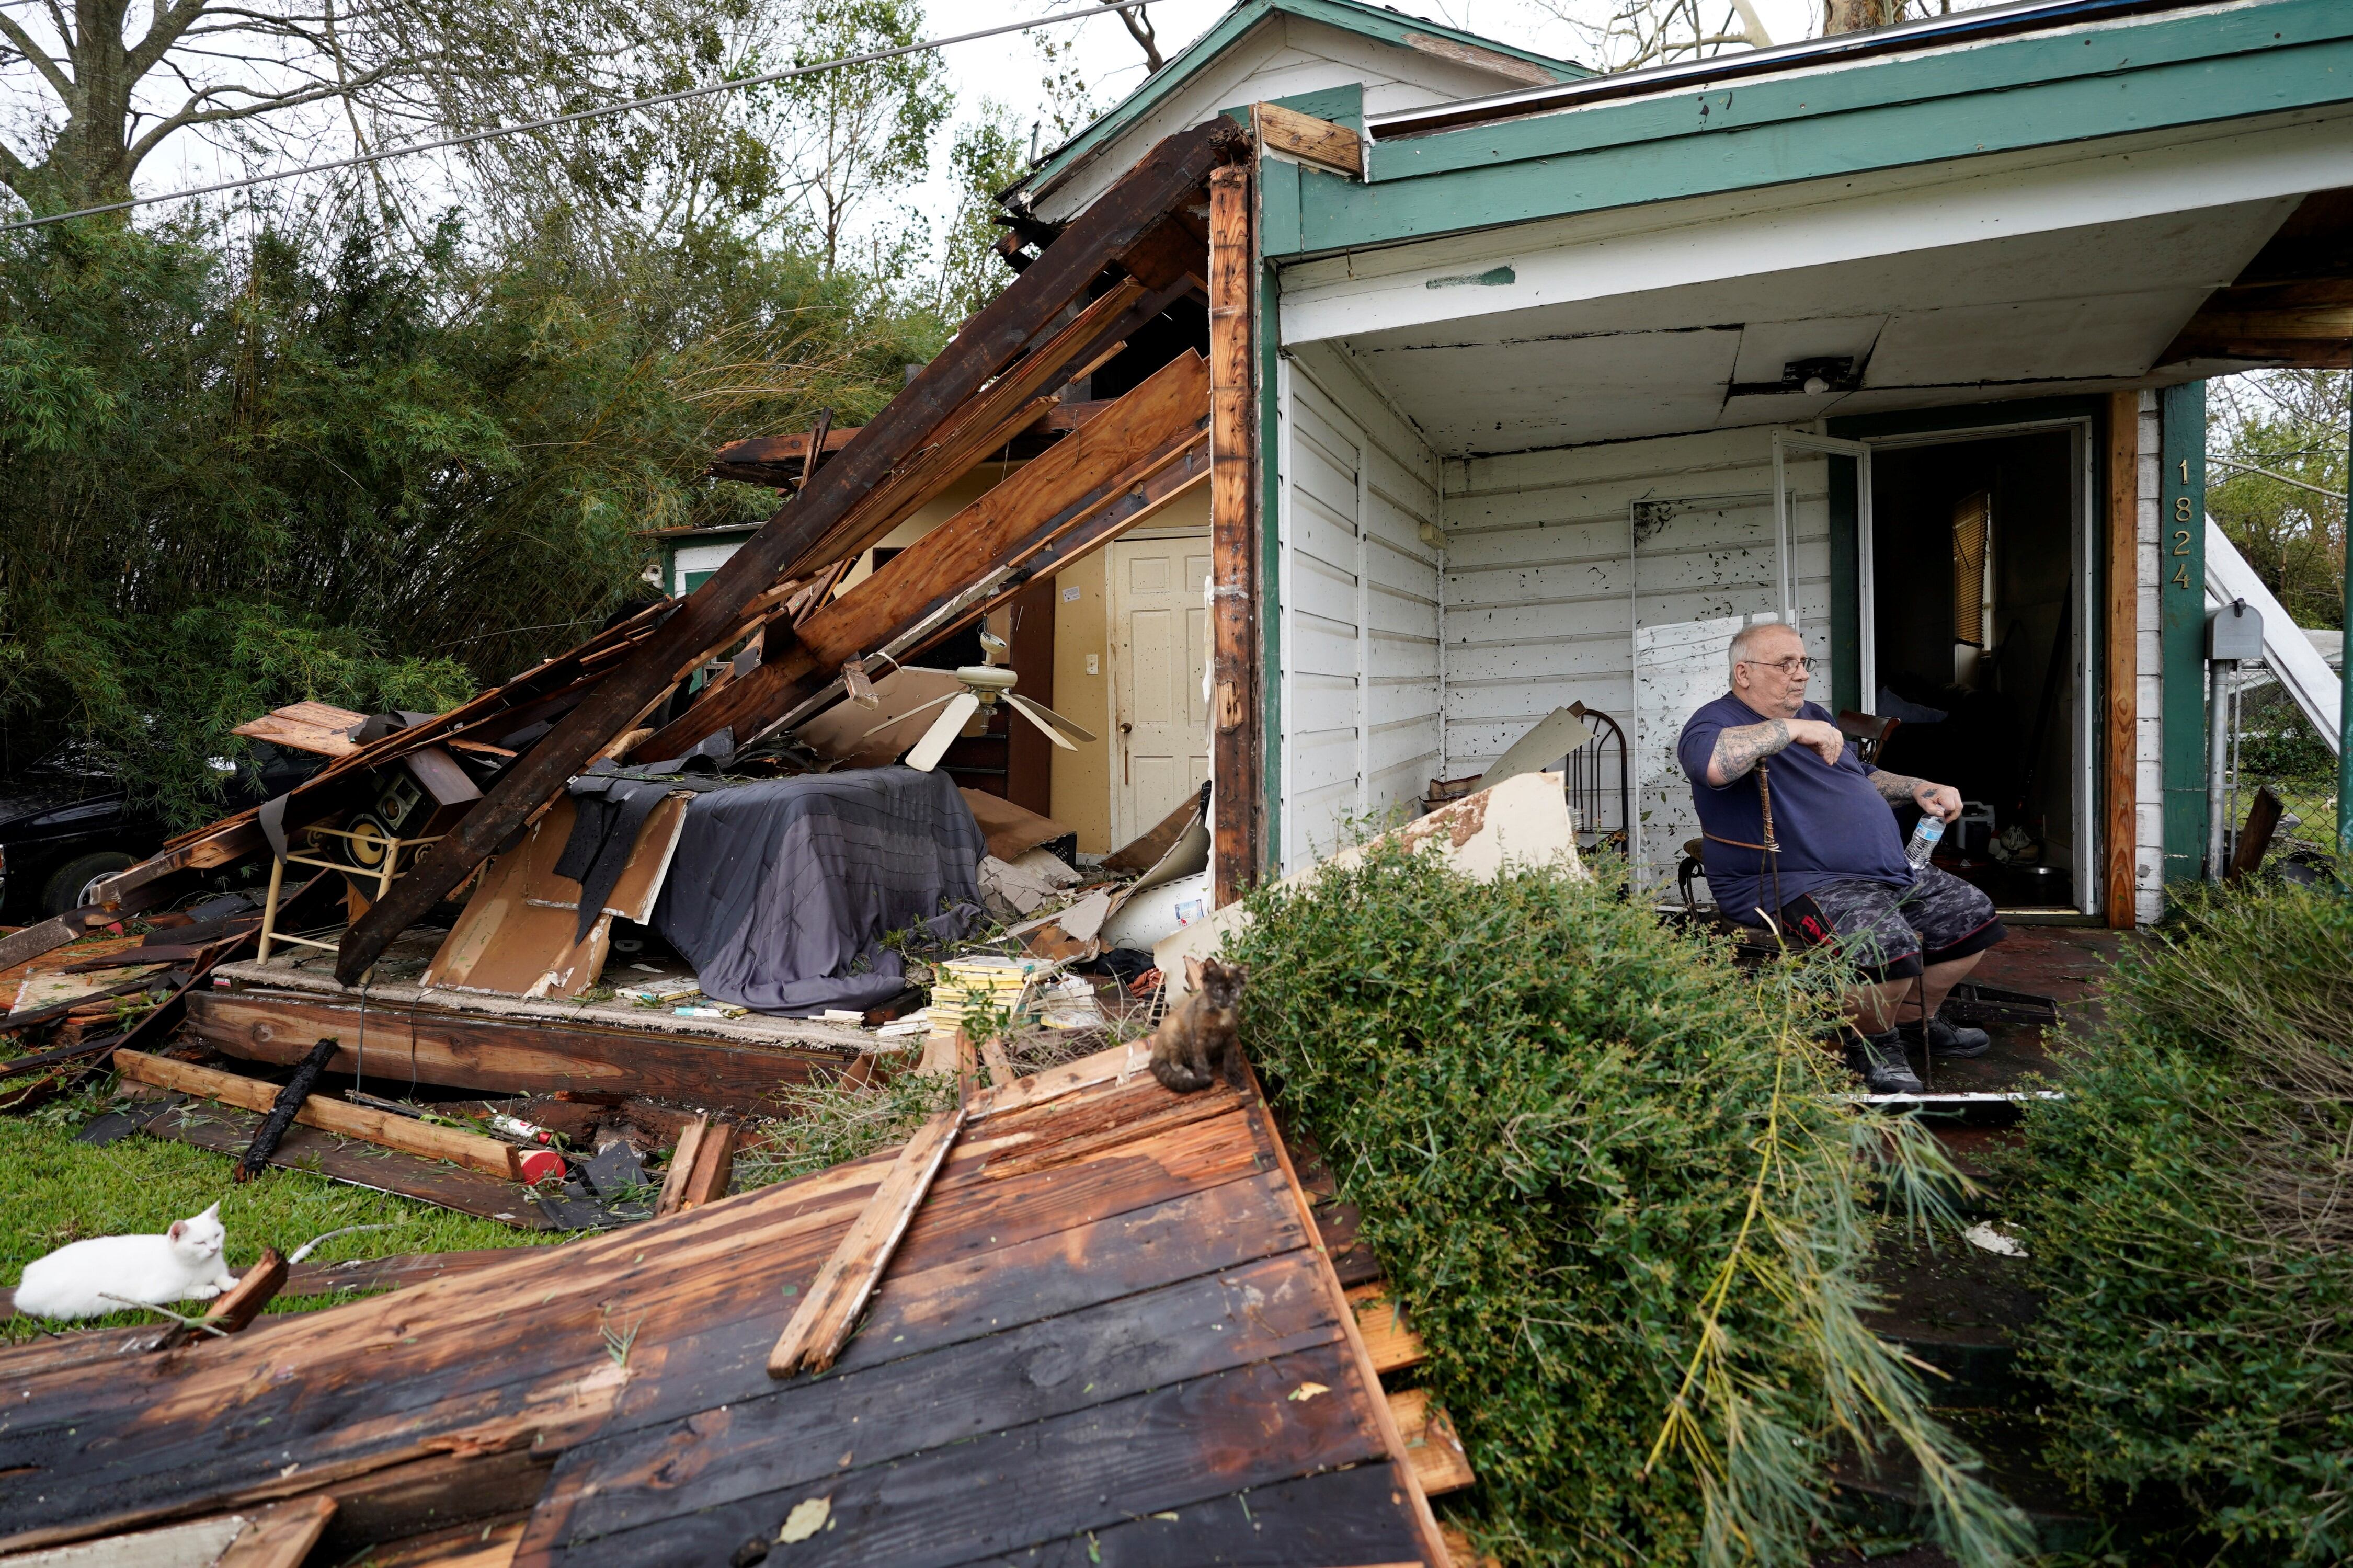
[
  {"x1": 1227, "y1": 843, "x2": 2023, "y2": 1568},
  {"x1": 2007, "y1": 882, "x2": 2353, "y2": 1562}
]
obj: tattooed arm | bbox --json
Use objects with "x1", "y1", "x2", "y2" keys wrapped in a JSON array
[
  {"x1": 1870, "y1": 769, "x2": 1964, "y2": 820},
  {"x1": 1705, "y1": 718, "x2": 1844, "y2": 786}
]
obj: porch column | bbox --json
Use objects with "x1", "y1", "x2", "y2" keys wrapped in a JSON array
[{"x1": 1209, "y1": 161, "x2": 1263, "y2": 907}]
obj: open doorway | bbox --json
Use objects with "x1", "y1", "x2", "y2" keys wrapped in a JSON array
[{"x1": 1867, "y1": 425, "x2": 2092, "y2": 914}]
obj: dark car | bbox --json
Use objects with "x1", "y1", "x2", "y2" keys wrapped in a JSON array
[
  {"x1": 0, "y1": 748, "x2": 328, "y2": 921},
  {"x1": 0, "y1": 791, "x2": 164, "y2": 921}
]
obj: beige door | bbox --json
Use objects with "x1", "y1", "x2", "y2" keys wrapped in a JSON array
[{"x1": 1110, "y1": 534, "x2": 1212, "y2": 845}]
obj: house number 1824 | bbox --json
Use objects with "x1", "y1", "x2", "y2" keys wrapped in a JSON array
[{"x1": 2169, "y1": 458, "x2": 2193, "y2": 590}]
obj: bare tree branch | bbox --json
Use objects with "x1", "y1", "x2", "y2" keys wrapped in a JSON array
[
  {"x1": 1100, "y1": 0, "x2": 1160, "y2": 73},
  {"x1": 0, "y1": 10, "x2": 75, "y2": 98}
]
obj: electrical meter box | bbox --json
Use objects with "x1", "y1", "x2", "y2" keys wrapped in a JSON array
[{"x1": 2208, "y1": 599, "x2": 2265, "y2": 661}]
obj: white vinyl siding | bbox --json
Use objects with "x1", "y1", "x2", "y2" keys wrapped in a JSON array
[
  {"x1": 1441, "y1": 428, "x2": 1833, "y2": 889},
  {"x1": 1277, "y1": 344, "x2": 1444, "y2": 872}
]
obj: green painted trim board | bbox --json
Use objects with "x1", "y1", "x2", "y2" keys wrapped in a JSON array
[
  {"x1": 1266, "y1": 10, "x2": 2353, "y2": 256},
  {"x1": 2160, "y1": 381, "x2": 2208, "y2": 886}
]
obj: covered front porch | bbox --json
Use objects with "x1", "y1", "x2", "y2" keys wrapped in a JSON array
[{"x1": 1254, "y1": 0, "x2": 2353, "y2": 925}]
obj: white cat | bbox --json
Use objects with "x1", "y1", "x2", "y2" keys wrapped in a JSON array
[{"x1": 13, "y1": 1203, "x2": 241, "y2": 1321}]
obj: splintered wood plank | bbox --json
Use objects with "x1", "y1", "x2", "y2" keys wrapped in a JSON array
[
  {"x1": 116, "y1": 1051, "x2": 519, "y2": 1178},
  {"x1": 551, "y1": 1252, "x2": 1343, "y2": 1549},
  {"x1": 1347, "y1": 1284, "x2": 1427, "y2": 1374},
  {"x1": 187, "y1": 990, "x2": 852, "y2": 1114},
  {"x1": 652, "y1": 1116, "x2": 710, "y2": 1217},
  {"x1": 767, "y1": 1107, "x2": 965, "y2": 1377},
  {"x1": 204, "y1": 1246, "x2": 289, "y2": 1336},
  {"x1": 217, "y1": 1494, "x2": 338, "y2": 1567},
  {"x1": 1386, "y1": 1389, "x2": 1475, "y2": 1496},
  {"x1": 127, "y1": 1099, "x2": 554, "y2": 1229},
  {"x1": 1253, "y1": 101, "x2": 1364, "y2": 177},
  {"x1": 916, "y1": 1466, "x2": 1432, "y2": 1568},
  {"x1": 518, "y1": 1343, "x2": 1387, "y2": 1568}
]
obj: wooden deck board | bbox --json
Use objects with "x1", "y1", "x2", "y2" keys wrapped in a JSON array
[{"x1": 0, "y1": 1042, "x2": 1439, "y2": 1566}]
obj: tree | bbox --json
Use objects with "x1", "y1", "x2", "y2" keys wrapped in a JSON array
[
  {"x1": 1534, "y1": 0, "x2": 1767, "y2": 72},
  {"x1": 933, "y1": 104, "x2": 1025, "y2": 322},
  {"x1": 0, "y1": 0, "x2": 402, "y2": 209},
  {"x1": 2210, "y1": 369, "x2": 2348, "y2": 633}
]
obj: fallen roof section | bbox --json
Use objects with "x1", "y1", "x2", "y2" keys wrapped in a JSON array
[{"x1": 0, "y1": 1041, "x2": 1452, "y2": 1568}]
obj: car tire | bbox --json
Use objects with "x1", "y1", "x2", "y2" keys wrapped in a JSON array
[{"x1": 41, "y1": 851, "x2": 137, "y2": 918}]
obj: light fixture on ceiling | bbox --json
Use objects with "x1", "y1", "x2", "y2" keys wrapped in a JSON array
[{"x1": 1727, "y1": 354, "x2": 1862, "y2": 398}]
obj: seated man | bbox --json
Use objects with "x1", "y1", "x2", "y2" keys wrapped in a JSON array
[{"x1": 1677, "y1": 621, "x2": 2005, "y2": 1092}]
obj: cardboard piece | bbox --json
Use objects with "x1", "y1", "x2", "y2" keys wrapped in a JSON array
[
  {"x1": 957, "y1": 789, "x2": 1075, "y2": 864},
  {"x1": 423, "y1": 792, "x2": 689, "y2": 999}
]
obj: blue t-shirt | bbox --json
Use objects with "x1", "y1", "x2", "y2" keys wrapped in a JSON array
[{"x1": 1676, "y1": 695, "x2": 1911, "y2": 923}]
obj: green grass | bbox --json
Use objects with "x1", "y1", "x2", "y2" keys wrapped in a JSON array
[{"x1": 2, "y1": 1081, "x2": 555, "y2": 1343}]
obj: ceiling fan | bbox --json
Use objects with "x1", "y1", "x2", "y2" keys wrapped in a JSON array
[{"x1": 863, "y1": 621, "x2": 1096, "y2": 772}]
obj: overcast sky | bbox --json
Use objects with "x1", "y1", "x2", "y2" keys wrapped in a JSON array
[{"x1": 106, "y1": 0, "x2": 1915, "y2": 244}]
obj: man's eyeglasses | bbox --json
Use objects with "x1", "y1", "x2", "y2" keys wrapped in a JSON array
[{"x1": 1739, "y1": 656, "x2": 1818, "y2": 676}]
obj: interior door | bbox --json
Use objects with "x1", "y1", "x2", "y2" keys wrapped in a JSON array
[{"x1": 1110, "y1": 535, "x2": 1212, "y2": 845}]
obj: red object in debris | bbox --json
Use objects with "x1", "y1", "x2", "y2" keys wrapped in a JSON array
[
  {"x1": 515, "y1": 1148, "x2": 566, "y2": 1185},
  {"x1": 489, "y1": 1112, "x2": 555, "y2": 1145},
  {"x1": 1128, "y1": 968, "x2": 1162, "y2": 998}
]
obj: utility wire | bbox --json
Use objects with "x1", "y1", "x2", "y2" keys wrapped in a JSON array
[
  {"x1": 2, "y1": 1, "x2": 1150, "y2": 234},
  {"x1": 2208, "y1": 454, "x2": 2348, "y2": 502}
]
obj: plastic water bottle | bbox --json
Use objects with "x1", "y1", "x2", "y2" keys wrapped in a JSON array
[{"x1": 1905, "y1": 814, "x2": 1945, "y2": 871}]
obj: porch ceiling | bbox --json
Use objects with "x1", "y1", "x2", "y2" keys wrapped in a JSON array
[{"x1": 1323, "y1": 198, "x2": 2293, "y2": 455}]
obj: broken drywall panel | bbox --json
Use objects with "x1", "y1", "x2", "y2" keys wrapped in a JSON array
[{"x1": 1156, "y1": 771, "x2": 1581, "y2": 995}]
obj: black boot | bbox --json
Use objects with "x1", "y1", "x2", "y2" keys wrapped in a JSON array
[
  {"x1": 1901, "y1": 1014, "x2": 1992, "y2": 1059},
  {"x1": 1844, "y1": 1028, "x2": 1923, "y2": 1094}
]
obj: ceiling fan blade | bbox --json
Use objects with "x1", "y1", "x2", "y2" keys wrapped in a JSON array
[
  {"x1": 906, "y1": 692, "x2": 982, "y2": 772},
  {"x1": 1003, "y1": 693, "x2": 1096, "y2": 746},
  {"x1": 860, "y1": 691, "x2": 955, "y2": 743}
]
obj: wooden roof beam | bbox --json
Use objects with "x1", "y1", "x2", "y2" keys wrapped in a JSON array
[{"x1": 333, "y1": 117, "x2": 1250, "y2": 984}]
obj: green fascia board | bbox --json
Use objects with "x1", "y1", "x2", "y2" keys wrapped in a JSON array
[
  {"x1": 1267, "y1": 2, "x2": 2353, "y2": 257},
  {"x1": 1014, "y1": 0, "x2": 1584, "y2": 209}
]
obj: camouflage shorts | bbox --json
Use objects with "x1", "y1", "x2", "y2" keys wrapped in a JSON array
[{"x1": 1802, "y1": 866, "x2": 2005, "y2": 982}]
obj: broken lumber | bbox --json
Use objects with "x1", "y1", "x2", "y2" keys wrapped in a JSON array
[
  {"x1": 158, "y1": 1245, "x2": 290, "y2": 1350},
  {"x1": 115, "y1": 1051, "x2": 521, "y2": 1179},
  {"x1": 653, "y1": 1115, "x2": 735, "y2": 1216},
  {"x1": 237, "y1": 1039, "x2": 338, "y2": 1182},
  {"x1": 642, "y1": 351, "x2": 1212, "y2": 759},
  {"x1": 1347, "y1": 1283, "x2": 1427, "y2": 1375},
  {"x1": 768, "y1": 1105, "x2": 966, "y2": 1378},
  {"x1": 1252, "y1": 101, "x2": 1364, "y2": 177},
  {"x1": 1387, "y1": 1387, "x2": 1476, "y2": 1495},
  {"x1": 333, "y1": 116, "x2": 1250, "y2": 986},
  {"x1": 217, "y1": 1495, "x2": 339, "y2": 1568}
]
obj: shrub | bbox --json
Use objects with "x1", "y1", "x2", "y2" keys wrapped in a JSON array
[
  {"x1": 2007, "y1": 880, "x2": 2353, "y2": 1562},
  {"x1": 1227, "y1": 843, "x2": 2022, "y2": 1568}
]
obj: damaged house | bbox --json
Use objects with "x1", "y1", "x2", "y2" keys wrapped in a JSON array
[{"x1": 4, "y1": 0, "x2": 2351, "y2": 1562}]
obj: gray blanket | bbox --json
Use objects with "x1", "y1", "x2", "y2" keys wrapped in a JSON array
[{"x1": 650, "y1": 766, "x2": 986, "y2": 1016}]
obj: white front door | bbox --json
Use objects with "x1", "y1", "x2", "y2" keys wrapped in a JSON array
[{"x1": 1109, "y1": 534, "x2": 1212, "y2": 845}]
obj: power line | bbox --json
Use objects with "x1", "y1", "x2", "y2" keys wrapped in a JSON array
[
  {"x1": 2209, "y1": 454, "x2": 2348, "y2": 503},
  {"x1": 2, "y1": 1, "x2": 1149, "y2": 234}
]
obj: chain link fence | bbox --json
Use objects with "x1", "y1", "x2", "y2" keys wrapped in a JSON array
[{"x1": 2223, "y1": 666, "x2": 2340, "y2": 875}]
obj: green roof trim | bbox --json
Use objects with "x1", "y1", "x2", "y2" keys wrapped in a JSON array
[
  {"x1": 1262, "y1": 0, "x2": 2353, "y2": 259},
  {"x1": 1011, "y1": 0, "x2": 1585, "y2": 211}
]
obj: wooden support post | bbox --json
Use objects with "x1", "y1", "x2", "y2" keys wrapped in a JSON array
[
  {"x1": 2104, "y1": 391, "x2": 2140, "y2": 927},
  {"x1": 1208, "y1": 161, "x2": 1262, "y2": 908},
  {"x1": 767, "y1": 1106, "x2": 966, "y2": 1378}
]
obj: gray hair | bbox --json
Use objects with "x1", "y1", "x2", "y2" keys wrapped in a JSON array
[{"x1": 1727, "y1": 620, "x2": 1798, "y2": 679}]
